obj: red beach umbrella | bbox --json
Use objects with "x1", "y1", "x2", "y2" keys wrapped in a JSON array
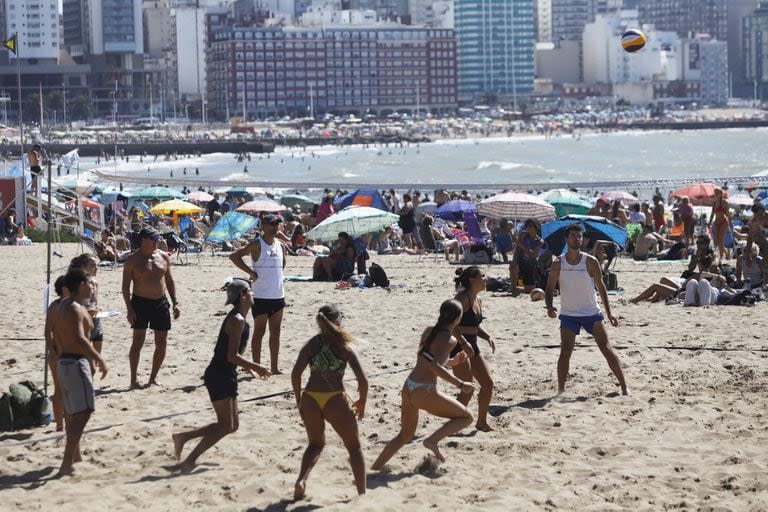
[{"x1": 671, "y1": 183, "x2": 722, "y2": 206}]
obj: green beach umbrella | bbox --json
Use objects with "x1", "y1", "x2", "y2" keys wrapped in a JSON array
[
  {"x1": 133, "y1": 186, "x2": 185, "y2": 201},
  {"x1": 280, "y1": 193, "x2": 317, "y2": 211},
  {"x1": 306, "y1": 206, "x2": 398, "y2": 242},
  {"x1": 547, "y1": 196, "x2": 592, "y2": 217}
]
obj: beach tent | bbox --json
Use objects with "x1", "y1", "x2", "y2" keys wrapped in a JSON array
[
  {"x1": 306, "y1": 205, "x2": 398, "y2": 242},
  {"x1": 542, "y1": 214, "x2": 628, "y2": 256},
  {"x1": 333, "y1": 189, "x2": 389, "y2": 211}
]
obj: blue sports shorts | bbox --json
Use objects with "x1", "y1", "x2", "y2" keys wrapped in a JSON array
[{"x1": 559, "y1": 313, "x2": 604, "y2": 335}]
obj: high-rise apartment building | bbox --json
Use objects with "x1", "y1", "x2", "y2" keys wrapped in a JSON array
[
  {"x1": 205, "y1": 21, "x2": 457, "y2": 117},
  {"x1": 728, "y1": 0, "x2": 759, "y2": 97},
  {"x1": 743, "y1": 2, "x2": 768, "y2": 99},
  {"x1": 550, "y1": 0, "x2": 620, "y2": 42},
  {"x1": 454, "y1": 0, "x2": 535, "y2": 103},
  {"x1": 535, "y1": 0, "x2": 552, "y2": 42},
  {"x1": 3, "y1": 0, "x2": 60, "y2": 60},
  {"x1": 638, "y1": 0, "x2": 728, "y2": 41}
]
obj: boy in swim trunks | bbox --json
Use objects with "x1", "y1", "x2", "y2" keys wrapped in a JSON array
[
  {"x1": 122, "y1": 227, "x2": 181, "y2": 388},
  {"x1": 545, "y1": 223, "x2": 628, "y2": 396},
  {"x1": 49, "y1": 268, "x2": 108, "y2": 476}
]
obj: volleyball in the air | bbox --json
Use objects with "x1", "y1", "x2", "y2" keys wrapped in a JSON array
[{"x1": 621, "y1": 29, "x2": 647, "y2": 53}]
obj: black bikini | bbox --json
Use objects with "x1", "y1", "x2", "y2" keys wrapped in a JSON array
[{"x1": 451, "y1": 303, "x2": 484, "y2": 357}]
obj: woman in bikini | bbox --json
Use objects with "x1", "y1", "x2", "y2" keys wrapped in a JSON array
[
  {"x1": 170, "y1": 279, "x2": 271, "y2": 471},
  {"x1": 291, "y1": 304, "x2": 368, "y2": 499},
  {"x1": 371, "y1": 299, "x2": 476, "y2": 470},
  {"x1": 708, "y1": 188, "x2": 731, "y2": 261},
  {"x1": 451, "y1": 266, "x2": 496, "y2": 432}
]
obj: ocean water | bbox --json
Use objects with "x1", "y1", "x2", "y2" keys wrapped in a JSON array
[{"x1": 81, "y1": 127, "x2": 768, "y2": 190}]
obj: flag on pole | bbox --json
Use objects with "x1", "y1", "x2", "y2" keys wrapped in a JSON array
[
  {"x1": 59, "y1": 148, "x2": 80, "y2": 168},
  {"x1": 2, "y1": 34, "x2": 17, "y2": 55}
]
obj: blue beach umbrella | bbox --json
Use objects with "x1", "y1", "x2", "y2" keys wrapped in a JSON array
[
  {"x1": 433, "y1": 199, "x2": 477, "y2": 221},
  {"x1": 542, "y1": 214, "x2": 628, "y2": 256},
  {"x1": 207, "y1": 211, "x2": 259, "y2": 242},
  {"x1": 333, "y1": 189, "x2": 389, "y2": 211}
]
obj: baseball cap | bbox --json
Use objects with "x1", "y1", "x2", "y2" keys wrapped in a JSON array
[
  {"x1": 225, "y1": 278, "x2": 251, "y2": 305},
  {"x1": 263, "y1": 214, "x2": 283, "y2": 225},
  {"x1": 139, "y1": 227, "x2": 162, "y2": 241}
]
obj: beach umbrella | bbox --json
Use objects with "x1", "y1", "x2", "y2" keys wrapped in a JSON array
[
  {"x1": 542, "y1": 214, "x2": 628, "y2": 255},
  {"x1": 280, "y1": 193, "x2": 317, "y2": 211},
  {"x1": 743, "y1": 180, "x2": 767, "y2": 191},
  {"x1": 538, "y1": 188, "x2": 585, "y2": 202},
  {"x1": 55, "y1": 177, "x2": 102, "y2": 195},
  {"x1": 433, "y1": 199, "x2": 476, "y2": 221},
  {"x1": 97, "y1": 186, "x2": 132, "y2": 204},
  {"x1": 416, "y1": 201, "x2": 438, "y2": 215},
  {"x1": 477, "y1": 193, "x2": 555, "y2": 222},
  {"x1": 237, "y1": 198, "x2": 284, "y2": 213},
  {"x1": 187, "y1": 190, "x2": 214, "y2": 202},
  {"x1": 207, "y1": 211, "x2": 259, "y2": 242},
  {"x1": 133, "y1": 186, "x2": 185, "y2": 201},
  {"x1": 598, "y1": 190, "x2": 640, "y2": 206},
  {"x1": 671, "y1": 183, "x2": 720, "y2": 206},
  {"x1": 306, "y1": 205, "x2": 399, "y2": 242},
  {"x1": 150, "y1": 199, "x2": 204, "y2": 215},
  {"x1": 546, "y1": 196, "x2": 593, "y2": 217},
  {"x1": 333, "y1": 189, "x2": 389, "y2": 211},
  {"x1": 79, "y1": 197, "x2": 102, "y2": 209},
  {"x1": 727, "y1": 192, "x2": 755, "y2": 208}
]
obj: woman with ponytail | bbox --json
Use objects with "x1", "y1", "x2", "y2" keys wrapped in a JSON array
[
  {"x1": 291, "y1": 304, "x2": 368, "y2": 499},
  {"x1": 452, "y1": 266, "x2": 496, "y2": 432},
  {"x1": 372, "y1": 300, "x2": 476, "y2": 470}
]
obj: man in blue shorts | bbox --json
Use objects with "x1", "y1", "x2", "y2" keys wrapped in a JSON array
[{"x1": 545, "y1": 223, "x2": 628, "y2": 396}]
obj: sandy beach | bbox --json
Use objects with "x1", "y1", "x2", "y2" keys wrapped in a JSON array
[{"x1": 1, "y1": 243, "x2": 767, "y2": 511}]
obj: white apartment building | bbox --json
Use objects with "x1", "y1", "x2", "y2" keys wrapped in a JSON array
[
  {"x1": 175, "y1": 5, "x2": 208, "y2": 96},
  {"x1": 4, "y1": 0, "x2": 60, "y2": 60}
]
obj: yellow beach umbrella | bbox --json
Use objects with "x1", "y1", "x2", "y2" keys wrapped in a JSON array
[{"x1": 150, "y1": 199, "x2": 203, "y2": 215}]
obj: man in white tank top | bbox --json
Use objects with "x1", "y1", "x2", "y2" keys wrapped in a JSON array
[
  {"x1": 545, "y1": 223, "x2": 628, "y2": 396},
  {"x1": 230, "y1": 214, "x2": 287, "y2": 374}
]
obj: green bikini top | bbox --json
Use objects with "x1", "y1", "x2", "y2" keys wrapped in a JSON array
[{"x1": 309, "y1": 335, "x2": 347, "y2": 375}]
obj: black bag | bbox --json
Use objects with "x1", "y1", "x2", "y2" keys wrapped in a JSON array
[
  {"x1": 0, "y1": 392, "x2": 13, "y2": 431},
  {"x1": 163, "y1": 232, "x2": 187, "y2": 253},
  {"x1": 603, "y1": 271, "x2": 619, "y2": 291},
  {"x1": 368, "y1": 262, "x2": 390, "y2": 288}
]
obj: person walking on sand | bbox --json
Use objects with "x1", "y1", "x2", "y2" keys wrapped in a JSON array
[
  {"x1": 48, "y1": 268, "x2": 108, "y2": 476},
  {"x1": 372, "y1": 300, "x2": 476, "y2": 470},
  {"x1": 291, "y1": 304, "x2": 368, "y2": 499},
  {"x1": 545, "y1": 223, "x2": 628, "y2": 396},
  {"x1": 229, "y1": 214, "x2": 287, "y2": 374},
  {"x1": 451, "y1": 266, "x2": 496, "y2": 432},
  {"x1": 170, "y1": 279, "x2": 271, "y2": 471},
  {"x1": 122, "y1": 227, "x2": 180, "y2": 388},
  {"x1": 69, "y1": 254, "x2": 105, "y2": 354}
]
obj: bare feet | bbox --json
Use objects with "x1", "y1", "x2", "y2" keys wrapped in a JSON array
[
  {"x1": 129, "y1": 381, "x2": 142, "y2": 390},
  {"x1": 57, "y1": 465, "x2": 75, "y2": 477},
  {"x1": 164, "y1": 461, "x2": 195, "y2": 474},
  {"x1": 422, "y1": 439, "x2": 445, "y2": 463},
  {"x1": 56, "y1": 423, "x2": 63, "y2": 432},
  {"x1": 271, "y1": 369, "x2": 283, "y2": 375},
  {"x1": 172, "y1": 434, "x2": 185, "y2": 460},
  {"x1": 475, "y1": 423, "x2": 494, "y2": 432},
  {"x1": 620, "y1": 384, "x2": 630, "y2": 396},
  {"x1": 148, "y1": 380, "x2": 162, "y2": 387},
  {"x1": 294, "y1": 481, "x2": 306, "y2": 500}
]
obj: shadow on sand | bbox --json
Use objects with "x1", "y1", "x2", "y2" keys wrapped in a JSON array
[{"x1": 0, "y1": 466, "x2": 57, "y2": 489}]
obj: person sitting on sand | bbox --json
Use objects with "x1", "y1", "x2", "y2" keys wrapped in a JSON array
[
  {"x1": 312, "y1": 231, "x2": 356, "y2": 281},
  {"x1": 372, "y1": 299, "x2": 476, "y2": 470},
  {"x1": 493, "y1": 218, "x2": 515, "y2": 263},
  {"x1": 377, "y1": 226, "x2": 420, "y2": 255},
  {"x1": 291, "y1": 304, "x2": 368, "y2": 499},
  {"x1": 171, "y1": 279, "x2": 271, "y2": 471},
  {"x1": 628, "y1": 276, "x2": 686, "y2": 304},
  {"x1": 735, "y1": 245, "x2": 765, "y2": 289},
  {"x1": 509, "y1": 219, "x2": 547, "y2": 293},
  {"x1": 633, "y1": 224, "x2": 682, "y2": 261},
  {"x1": 451, "y1": 266, "x2": 496, "y2": 432}
]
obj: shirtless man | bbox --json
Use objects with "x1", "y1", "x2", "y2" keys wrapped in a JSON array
[
  {"x1": 633, "y1": 224, "x2": 677, "y2": 261},
  {"x1": 122, "y1": 227, "x2": 180, "y2": 388},
  {"x1": 545, "y1": 223, "x2": 628, "y2": 396},
  {"x1": 49, "y1": 268, "x2": 108, "y2": 476},
  {"x1": 746, "y1": 202, "x2": 768, "y2": 261}
]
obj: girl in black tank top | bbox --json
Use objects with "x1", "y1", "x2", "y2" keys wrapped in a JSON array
[{"x1": 170, "y1": 279, "x2": 271, "y2": 471}]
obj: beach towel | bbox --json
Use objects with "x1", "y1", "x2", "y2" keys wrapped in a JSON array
[{"x1": 283, "y1": 275, "x2": 314, "y2": 282}]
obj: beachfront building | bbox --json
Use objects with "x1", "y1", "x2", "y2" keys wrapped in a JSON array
[
  {"x1": 727, "y1": 0, "x2": 760, "y2": 98},
  {"x1": 205, "y1": 21, "x2": 457, "y2": 118},
  {"x1": 583, "y1": 10, "x2": 729, "y2": 106},
  {"x1": 638, "y1": 0, "x2": 728, "y2": 42},
  {"x1": 0, "y1": 0, "x2": 90, "y2": 124},
  {"x1": 454, "y1": 0, "x2": 535, "y2": 105},
  {"x1": 743, "y1": 2, "x2": 768, "y2": 100}
]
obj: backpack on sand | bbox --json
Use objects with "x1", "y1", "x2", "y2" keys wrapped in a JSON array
[{"x1": 368, "y1": 262, "x2": 390, "y2": 288}]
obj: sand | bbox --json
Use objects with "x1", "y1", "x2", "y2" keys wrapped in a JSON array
[{"x1": 1, "y1": 243, "x2": 767, "y2": 511}]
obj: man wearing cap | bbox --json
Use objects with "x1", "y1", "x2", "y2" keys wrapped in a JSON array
[
  {"x1": 229, "y1": 214, "x2": 287, "y2": 374},
  {"x1": 545, "y1": 223, "x2": 628, "y2": 396},
  {"x1": 122, "y1": 227, "x2": 180, "y2": 388}
]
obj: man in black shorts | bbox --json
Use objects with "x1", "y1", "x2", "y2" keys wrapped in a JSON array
[
  {"x1": 28, "y1": 144, "x2": 44, "y2": 197},
  {"x1": 122, "y1": 227, "x2": 180, "y2": 388}
]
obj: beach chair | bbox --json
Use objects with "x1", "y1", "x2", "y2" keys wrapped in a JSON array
[{"x1": 461, "y1": 212, "x2": 494, "y2": 263}]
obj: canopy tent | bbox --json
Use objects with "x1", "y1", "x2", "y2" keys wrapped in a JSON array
[{"x1": 333, "y1": 189, "x2": 389, "y2": 211}]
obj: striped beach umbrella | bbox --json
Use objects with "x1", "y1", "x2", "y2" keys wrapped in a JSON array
[{"x1": 477, "y1": 192, "x2": 555, "y2": 222}]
